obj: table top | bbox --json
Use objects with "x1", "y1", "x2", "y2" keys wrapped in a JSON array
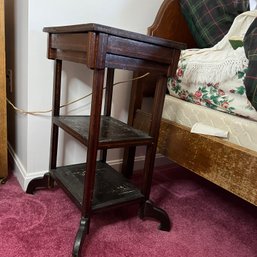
[{"x1": 43, "y1": 23, "x2": 185, "y2": 50}]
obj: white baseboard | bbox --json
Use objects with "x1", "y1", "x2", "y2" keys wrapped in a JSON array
[
  {"x1": 107, "y1": 153, "x2": 171, "y2": 171},
  {"x1": 107, "y1": 155, "x2": 146, "y2": 171},
  {"x1": 8, "y1": 143, "x2": 170, "y2": 192},
  {"x1": 8, "y1": 144, "x2": 47, "y2": 191}
]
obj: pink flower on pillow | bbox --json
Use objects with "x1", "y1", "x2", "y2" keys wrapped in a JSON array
[
  {"x1": 177, "y1": 68, "x2": 183, "y2": 77},
  {"x1": 194, "y1": 90, "x2": 202, "y2": 98},
  {"x1": 218, "y1": 89, "x2": 225, "y2": 96},
  {"x1": 221, "y1": 102, "x2": 229, "y2": 109}
]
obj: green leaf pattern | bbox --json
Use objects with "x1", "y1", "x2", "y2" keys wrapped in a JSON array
[{"x1": 167, "y1": 58, "x2": 256, "y2": 119}]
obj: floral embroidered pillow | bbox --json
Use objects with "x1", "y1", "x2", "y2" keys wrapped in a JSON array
[{"x1": 167, "y1": 57, "x2": 257, "y2": 121}]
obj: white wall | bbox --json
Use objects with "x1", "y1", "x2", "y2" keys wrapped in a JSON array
[
  {"x1": 5, "y1": 0, "x2": 29, "y2": 185},
  {"x1": 5, "y1": 0, "x2": 163, "y2": 190}
]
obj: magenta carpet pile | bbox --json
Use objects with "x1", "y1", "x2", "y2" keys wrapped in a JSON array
[{"x1": 1, "y1": 163, "x2": 257, "y2": 257}]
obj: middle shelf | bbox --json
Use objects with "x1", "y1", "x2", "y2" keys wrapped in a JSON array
[{"x1": 53, "y1": 116, "x2": 153, "y2": 149}]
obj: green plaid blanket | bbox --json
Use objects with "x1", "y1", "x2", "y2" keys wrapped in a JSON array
[
  {"x1": 180, "y1": 0, "x2": 249, "y2": 48},
  {"x1": 244, "y1": 18, "x2": 257, "y2": 110},
  {"x1": 180, "y1": 0, "x2": 257, "y2": 111}
]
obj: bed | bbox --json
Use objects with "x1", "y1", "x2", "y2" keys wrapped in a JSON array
[{"x1": 125, "y1": 0, "x2": 257, "y2": 207}]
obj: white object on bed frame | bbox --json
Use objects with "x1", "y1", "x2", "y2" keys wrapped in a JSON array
[{"x1": 191, "y1": 122, "x2": 229, "y2": 138}]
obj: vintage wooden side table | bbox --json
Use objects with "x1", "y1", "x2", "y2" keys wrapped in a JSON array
[{"x1": 26, "y1": 23, "x2": 184, "y2": 257}]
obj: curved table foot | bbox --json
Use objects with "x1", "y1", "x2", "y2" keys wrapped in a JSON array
[
  {"x1": 26, "y1": 172, "x2": 54, "y2": 194},
  {"x1": 0, "y1": 177, "x2": 8, "y2": 184},
  {"x1": 73, "y1": 217, "x2": 89, "y2": 257},
  {"x1": 139, "y1": 200, "x2": 172, "y2": 231}
]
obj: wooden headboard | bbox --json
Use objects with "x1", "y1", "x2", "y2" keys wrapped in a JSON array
[{"x1": 148, "y1": 0, "x2": 197, "y2": 48}]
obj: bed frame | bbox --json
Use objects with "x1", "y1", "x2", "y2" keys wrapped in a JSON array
[{"x1": 126, "y1": 0, "x2": 257, "y2": 207}]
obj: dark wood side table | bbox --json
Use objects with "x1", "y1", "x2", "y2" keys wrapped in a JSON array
[{"x1": 26, "y1": 23, "x2": 184, "y2": 257}]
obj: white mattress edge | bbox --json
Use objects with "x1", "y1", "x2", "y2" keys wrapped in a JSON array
[{"x1": 162, "y1": 95, "x2": 257, "y2": 152}]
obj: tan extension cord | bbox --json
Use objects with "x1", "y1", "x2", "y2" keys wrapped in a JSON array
[{"x1": 6, "y1": 72, "x2": 150, "y2": 115}]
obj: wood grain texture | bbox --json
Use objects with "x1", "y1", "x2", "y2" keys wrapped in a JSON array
[
  {"x1": 158, "y1": 120, "x2": 257, "y2": 206},
  {"x1": 0, "y1": 0, "x2": 7, "y2": 178},
  {"x1": 133, "y1": 109, "x2": 257, "y2": 206},
  {"x1": 148, "y1": 0, "x2": 197, "y2": 48}
]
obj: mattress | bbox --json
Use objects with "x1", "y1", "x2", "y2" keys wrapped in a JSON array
[{"x1": 162, "y1": 95, "x2": 257, "y2": 152}]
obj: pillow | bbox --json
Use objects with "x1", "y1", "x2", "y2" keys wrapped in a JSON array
[
  {"x1": 167, "y1": 50, "x2": 257, "y2": 121},
  {"x1": 167, "y1": 11, "x2": 257, "y2": 120},
  {"x1": 180, "y1": 0, "x2": 249, "y2": 48}
]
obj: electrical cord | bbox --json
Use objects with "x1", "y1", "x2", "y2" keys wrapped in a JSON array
[{"x1": 6, "y1": 72, "x2": 150, "y2": 115}]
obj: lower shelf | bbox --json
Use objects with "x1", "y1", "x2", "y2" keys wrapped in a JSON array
[{"x1": 51, "y1": 162, "x2": 144, "y2": 211}]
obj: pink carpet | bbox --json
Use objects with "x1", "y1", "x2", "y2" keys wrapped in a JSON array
[{"x1": 1, "y1": 163, "x2": 257, "y2": 257}]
